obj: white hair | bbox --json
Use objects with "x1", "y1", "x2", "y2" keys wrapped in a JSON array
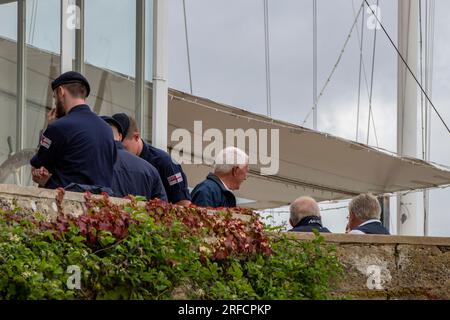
[
  {"x1": 214, "y1": 147, "x2": 249, "y2": 175},
  {"x1": 289, "y1": 196, "x2": 321, "y2": 226},
  {"x1": 349, "y1": 193, "x2": 381, "y2": 221}
]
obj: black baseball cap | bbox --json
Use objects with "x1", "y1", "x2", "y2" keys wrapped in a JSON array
[
  {"x1": 111, "y1": 113, "x2": 131, "y2": 138},
  {"x1": 51, "y1": 71, "x2": 91, "y2": 97},
  {"x1": 100, "y1": 115, "x2": 124, "y2": 135}
]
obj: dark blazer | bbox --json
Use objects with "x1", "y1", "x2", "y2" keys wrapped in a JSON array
[
  {"x1": 191, "y1": 173, "x2": 236, "y2": 208},
  {"x1": 289, "y1": 216, "x2": 331, "y2": 233},
  {"x1": 355, "y1": 220, "x2": 390, "y2": 235}
]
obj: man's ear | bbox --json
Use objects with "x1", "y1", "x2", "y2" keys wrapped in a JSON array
[{"x1": 134, "y1": 132, "x2": 140, "y2": 142}]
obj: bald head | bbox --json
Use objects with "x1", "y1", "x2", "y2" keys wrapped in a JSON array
[{"x1": 289, "y1": 196, "x2": 320, "y2": 226}]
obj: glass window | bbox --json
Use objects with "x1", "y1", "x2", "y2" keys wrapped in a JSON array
[
  {"x1": 84, "y1": 0, "x2": 153, "y2": 141},
  {"x1": 0, "y1": 1, "x2": 18, "y2": 185},
  {"x1": 25, "y1": 0, "x2": 61, "y2": 186}
]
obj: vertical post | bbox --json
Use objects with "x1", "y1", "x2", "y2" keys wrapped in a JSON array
[
  {"x1": 312, "y1": 0, "x2": 317, "y2": 130},
  {"x1": 379, "y1": 195, "x2": 390, "y2": 232},
  {"x1": 136, "y1": 0, "x2": 146, "y2": 139},
  {"x1": 16, "y1": 0, "x2": 26, "y2": 185},
  {"x1": 152, "y1": 0, "x2": 168, "y2": 151},
  {"x1": 397, "y1": 0, "x2": 421, "y2": 235},
  {"x1": 75, "y1": 0, "x2": 84, "y2": 74},
  {"x1": 61, "y1": 0, "x2": 74, "y2": 73}
]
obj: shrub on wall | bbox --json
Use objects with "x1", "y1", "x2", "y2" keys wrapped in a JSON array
[{"x1": 0, "y1": 191, "x2": 342, "y2": 300}]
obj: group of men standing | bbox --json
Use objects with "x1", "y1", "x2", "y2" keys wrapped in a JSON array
[
  {"x1": 30, "y1": 71, "x2": 247, "y2": 209},
  {"x1": 30, "y1": 71, "x2": 389, "y2": 236}
]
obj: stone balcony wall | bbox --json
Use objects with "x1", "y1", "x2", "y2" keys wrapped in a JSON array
[{"x1": 1, "y1": 184, "x2": 449, "y2": 300}]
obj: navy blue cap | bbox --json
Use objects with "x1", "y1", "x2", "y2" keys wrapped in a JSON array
[
  {"x1": 112, "y1": 113, "x2": 131, "y2": 138},
  {"x1": 51, "y1": 71, "x2": 91, "y2": 97},
  {"x1": 100, "y1": 115, "x2": 124, "y2": 135}
]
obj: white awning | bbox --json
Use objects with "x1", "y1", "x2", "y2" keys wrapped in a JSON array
[{"x1": 168, "y1": 90, "x2": 450, "y2": 208}]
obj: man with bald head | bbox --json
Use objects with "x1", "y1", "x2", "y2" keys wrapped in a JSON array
[{"x1": 288, "y1": 196, "x2": 331, "y2": 233}]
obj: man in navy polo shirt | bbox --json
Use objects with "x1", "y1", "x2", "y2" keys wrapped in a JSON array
[
  {"x1": 346, "y1": 193, "x2": 390, "y2": 235},
  {"x1": 30, "y1": 71, "x2": 116, "y2": 193},
  {"x1": 111, "y1": 113, "x2": 191, "y2": 206},
  {"x1": 100, "y1": 116, "x2": 167, "y2": 201},
  {"x1": 191, "y1": 147, "x2": 249, "y2": 208},
  {"x1": 288, "y1": 196, "x2": 331, "y2": 233}
]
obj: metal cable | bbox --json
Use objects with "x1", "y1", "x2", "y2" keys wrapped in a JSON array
[
  {"x1": 352, "y1": 0, "x2": 380, "y2": 146},
  {"x1": 364, "y1": 0, "x2": 450, "y2": 134},
  {"x1": 355, "y1": 0, "x2": 365, "y2": 142},
  {"x1": 366, "y1": 0, "x2": 380, "y2": 147},
  {"x1": 182, "y1": 0, "x2": 193, "y2": 94},
  {"x1": 313, "y1": 0, "x2": 318, "y2": 129},
  {"x1": 302, "y1": 0, "x2": 365, "y2": 126},
  {"x1": 264, "y1": 0, "x2": 272, "y2": 117}
]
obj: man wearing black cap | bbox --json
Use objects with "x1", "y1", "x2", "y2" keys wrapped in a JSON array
[
  {"x1": 100, "y1": 115, "x2": 167, "y2": 201},
  {"x1": 111, "y1": 113, "x2": 192, "y2": 206},
  {"x1": 30, "y1": 71, "x2": 117, "y2": 192}
]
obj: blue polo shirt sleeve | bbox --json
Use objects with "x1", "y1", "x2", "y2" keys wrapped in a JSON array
[
  {"x1": 30, "y1": 124, "x2": 63, "y2": 172},
  {"x1": 161, "y1": 161, "x2": 191, "y2": 204}
]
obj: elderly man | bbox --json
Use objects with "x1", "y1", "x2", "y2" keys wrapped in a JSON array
[
  {"x1": 346, "y1": 193, "x2": 390, "y2": 235},
  {"x1": 288, "y1": 196, "x2": 331, "y2": 233},
  {"x1": 191, "y1": 147, "x2": 249, "y2": 208}
]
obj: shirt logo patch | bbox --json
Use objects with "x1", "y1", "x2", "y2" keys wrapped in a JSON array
[
  {"x1": 167, "y1": 172, "x2": 183, "y2": 186},
  {"x1": 40, "y1": 135, "x2": 52, "y2": 149}
]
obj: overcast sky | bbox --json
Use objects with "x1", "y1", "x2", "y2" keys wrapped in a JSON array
[{"x1": 0, "y1": 0, "x2": 449, "y2": 235}]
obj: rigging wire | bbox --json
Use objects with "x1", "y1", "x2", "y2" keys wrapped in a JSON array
[
  {"x1": 182, "y1": 0, "x2": 193, "y2": 94},
  {"x1": 313, "y1": 0, "x2": 318, "y2": 129},
  {"x1": 355, "y1": 0, "x2": 365, "y2": 142},
  {"x1": 352, "y1": 0, "x2": 380, "y2": 145},
  {"x1": 364, "y1": 0, "x2": 450, "y2": 134},
  {"x1": 263, "y1": 0, "x2": 272, "y2": 117},
  {"x1": 302, "y1": 0, "x2": 365, "y2": 126},
  {"x1": 366, "y1": 0, "x2": 380, "y2": 147},
  {"x1": 28, "y1": 0, "x2": 38, "y2": 45}
]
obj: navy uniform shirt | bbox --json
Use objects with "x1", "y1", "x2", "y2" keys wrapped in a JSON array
[
  {"x1": 191, "y1": 173, "x2": 236, "y2": 208},
  {"x1": 139, "y1": 140, "x2": 191, "y2": 204},
  {"x1": 289, "y1": 216, "x2": 331, "y2": 233},
  {"x1": 30, "y1": 104, "x2": 117, "y2": 189},
  {"x1": 112, "y1": 141, "x2": 167, "y2": 201},
  {"x1": 351, "y1": 220, "x2": 390, "y2": 235}
]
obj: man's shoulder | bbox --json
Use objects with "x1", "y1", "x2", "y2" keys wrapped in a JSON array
[
  {"x1": 145, "y1": 143, "x2": 173, "y2": 160},
  {"x1": 144, "y1": 143, "x2": 184, "y2": 169},
  {"x1": 119, "y1": 149, "x2": 153, "y2": 170},
  {"x1": 51, "y1": 108, "x2": 98, "y2": 129},
  {"x1": 193, "y1": 178, "x2": 219, "y2": 193}
]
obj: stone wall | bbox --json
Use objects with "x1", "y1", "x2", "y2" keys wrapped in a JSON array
[
  {"x1": 1, "y1": 184, "x2": 449, "y2": 300},
  {"x1": 290, "y1": 233, "x2": 450, "y2": 299}
]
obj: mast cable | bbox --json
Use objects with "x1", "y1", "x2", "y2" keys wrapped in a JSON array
[
  {"x1": 182, "y1": 0, "x2": 193, "y2": 94},
  {"x1": 364, "y1": 0, "x2": 450, "y2": 134},
  {"x1": 303, "y1": 0, "x2": 365, "y2": 126}
]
